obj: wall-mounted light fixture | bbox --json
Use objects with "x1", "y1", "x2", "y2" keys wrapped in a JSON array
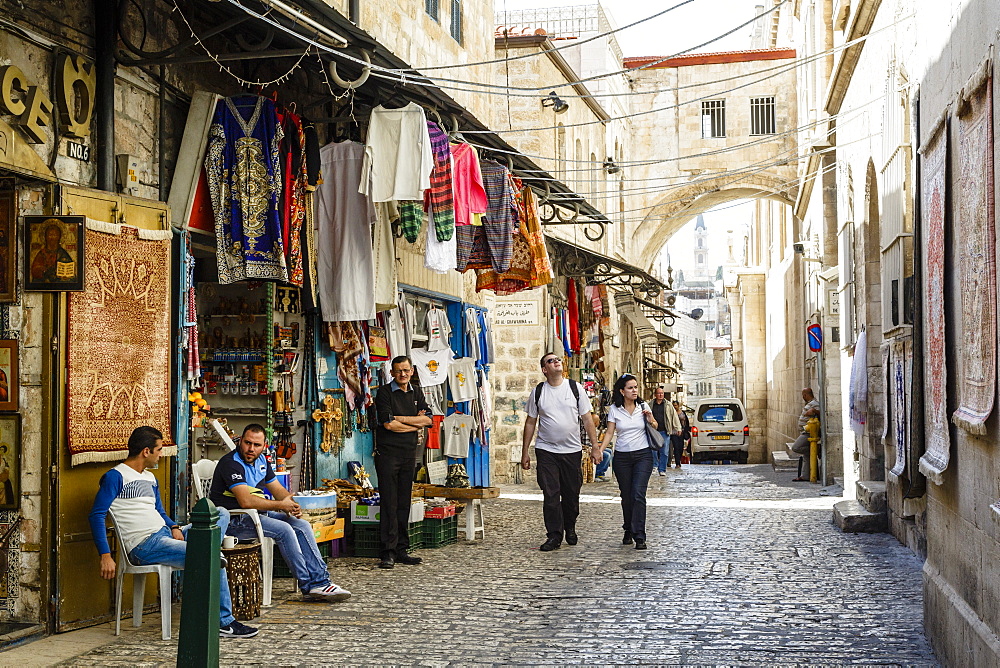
[
  {"x1": 541, "y1": 91, "x2": 569, "y2": 114},
  {"x1": 603, "y1": 157, "x2": 620, "y2": 174}
]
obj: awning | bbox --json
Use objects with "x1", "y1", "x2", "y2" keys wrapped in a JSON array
[
  {"x1": 546, "y1": 236, "x2": 669, "y2": 294},
  {"x1": 115, "y1": 0, "x2": 609, "y2": 235},
  {"x1": 614, "y1": 292, "x2": 658, "y2": 347}
]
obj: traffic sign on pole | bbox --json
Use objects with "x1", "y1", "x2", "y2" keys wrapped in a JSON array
[{"x1": 807, "y1": 324, "x2": 823, "y2": 351}]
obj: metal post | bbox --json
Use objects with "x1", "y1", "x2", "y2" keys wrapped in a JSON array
[
  {"x1": 805, "y1": 417, "x2": 821, "y2": 483},
  {"x1": 177, "y1": 498, "x2": 220, "y2": 667},
  {"x1": 816, "y1": 309, "x2": 828, "y2": 485},
  {"x1": 93, "y1": 0, "x2": 117, "y2": 191}
]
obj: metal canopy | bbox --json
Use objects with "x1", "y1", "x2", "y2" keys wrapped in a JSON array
[
  {"x1": 115, "y1": 0, "x2": 608, "y2": 238},
  {"x1": 547, "y1": 236, "x2": 670, "y2": 296}
]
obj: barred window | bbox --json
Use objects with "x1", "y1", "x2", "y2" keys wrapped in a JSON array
[
  {"x1": 426, "y1": 0, "x2": 438, "y2": 21},
  {"x1": 701, "y1": 100, "x2": 726, "y2": 138},
  {"x1": 750, "y1": 96, "x2": 776, "y2": 135},
  {"x1": 450, "y1": 0, "x2": 462, "y2": 42}
]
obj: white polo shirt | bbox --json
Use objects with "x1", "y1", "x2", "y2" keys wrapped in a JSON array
[{"x1": 607, "y1": 403, "x2": 652, "y2": 453}]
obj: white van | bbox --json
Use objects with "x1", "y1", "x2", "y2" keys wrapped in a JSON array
[{"x1": 690, "y1": 398, "x2": 749, "y2": 463}]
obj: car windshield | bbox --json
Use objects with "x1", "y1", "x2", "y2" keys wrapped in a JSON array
[{"x1": 698, "y1": 404, "x2": 743, "y2": 422}]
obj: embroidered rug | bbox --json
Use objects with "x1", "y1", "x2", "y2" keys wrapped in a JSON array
[
  {"x1": 889, "y1": 340, "x2": 907, "y2": 480},
  {"x1": 918, "y1": 119, "x2": 951, "y2": 482},
  {"x1": 68, "y1": 223, "x2": 174, "y2": 465},
  {"x1": 951, "y1": 70, "x2": 996, "y2": 435}
]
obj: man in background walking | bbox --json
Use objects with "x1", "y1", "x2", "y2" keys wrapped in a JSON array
[{"x1": 650, "y1": 387, "x2": 681, "y2": 475}]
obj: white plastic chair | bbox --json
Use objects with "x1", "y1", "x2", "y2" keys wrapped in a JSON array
[
  {"x1": 108, "y1": 509, "x2": 176, "y2": 640},
  {"x1": 191, "y1": 458, "x2": 275, "y2": 605}
]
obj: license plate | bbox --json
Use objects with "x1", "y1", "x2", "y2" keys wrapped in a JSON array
[{"x1": 712, "y1": 434, "x2": 731, "y2": 440}]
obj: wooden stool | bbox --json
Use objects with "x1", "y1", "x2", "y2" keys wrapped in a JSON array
[{"x1": 222, "y1": 541, "x2": 262, "y2": 621}]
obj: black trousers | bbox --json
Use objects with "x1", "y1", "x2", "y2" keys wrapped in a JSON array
[
  {"x1": 535, "y1": 449, "x2": 582, "y2": 541},
  {"x1": 667, "y1": 434, "x2": 685, "y2": 466},
  {"x1": 611, "y1": 448, "x2": 654, "y2": 542},
  {"x1": 374, "y1": 451, "x2": 417, "y2": 558}
]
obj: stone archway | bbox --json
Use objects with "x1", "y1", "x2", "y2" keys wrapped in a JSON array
[{"x1": 631, "y1": 172, "x2": 797, "y2": 270}]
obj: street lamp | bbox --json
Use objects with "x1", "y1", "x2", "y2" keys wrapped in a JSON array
[{"x1": 541, "y1": 91, "x2": 569, "y2": 114}]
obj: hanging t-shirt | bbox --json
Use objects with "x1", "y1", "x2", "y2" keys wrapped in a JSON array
[
  {"x1": 450, "y1": 142, "x2": 489, "y2": 226},
  {"x1": 360, "y1": 102, "x2": 434, "y2": 202},
  {"x1": 385, "y1": 306, "x2": 407, "y2": 360},
  {"x1": 426, "y1": 308, "x2": 452, "y2": 352},
  {"x1": 425, "y1": 222, "x2": 457, "y2": 273},
  {"x1": 526, "y1": 380, "x2": 593, "y2": 454},
  {"x1": 448, "y1": 357, "x2": 478, "y2": 403},
  {"x1": 442, "y1": 412, "x2": 476, "y2": 458},
  {"x1": 465, "y1": 307, "x2": 481, "y2": 362},
  {"x1": 315, "y1": 141, "x2": 377, "y2": 322},
  {"x1": 426, "y1": 414, "x2": 445, "y2": 449},
  {"x1": 422, "y1": 382, "x2": 447, "y2": 416},
  {"x1": 409, "y1": 347, "x2": 452, "y2": 387}
]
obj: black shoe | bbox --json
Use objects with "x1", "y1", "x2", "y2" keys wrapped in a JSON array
[
  {"x1": 220, "y1": 620, "x2": 259, "y2": 638},
  {"x1": 395, "y1": 554, "x2": 422, "y2": 565},
  {"x1": 634, "y1": 540, "x2": 648, "y2": 550},
  {"x1": 539, "y1": 538, "x2": 561, "y2": 551},
  {"x1": 622, "y1": 531, "x2": 633, "y2": 545},
  {"x1": 378, "y1": 554, "x2": 395, "y2": 569},
  {"x1": 565, "y1": 531, "x2": 578, "y2": 546}
]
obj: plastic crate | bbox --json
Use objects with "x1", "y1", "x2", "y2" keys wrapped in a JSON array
[
  {"x1": 422, "y1": 515, "x2": 458, "y2": 548},
  {"x1": 350, "y1": 522, "x2": 422, "y2": 557},
  {"x1": 273, "y1": 540, "x2": 334, "y2": 577}
]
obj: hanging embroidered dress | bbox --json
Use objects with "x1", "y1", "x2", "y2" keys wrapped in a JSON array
[{"x1": 206, "y1": 95, "x2": 288, "y2": 284}]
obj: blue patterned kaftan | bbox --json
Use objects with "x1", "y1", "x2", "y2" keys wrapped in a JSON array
[{"x1": 206, "y1": 96, "x2": 288, "y2": 284}]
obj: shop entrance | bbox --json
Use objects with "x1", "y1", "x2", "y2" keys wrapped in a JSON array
[{"x1": 52, "y1": 187, "x2": 172, "y2": 632}]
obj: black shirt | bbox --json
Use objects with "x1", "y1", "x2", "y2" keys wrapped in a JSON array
[
  {"x1": 374, "y1": 381, "x2": 431, "y2": 456},
  {"x1": 651, "y1": 399, "x2": 667, "y2": 431}
]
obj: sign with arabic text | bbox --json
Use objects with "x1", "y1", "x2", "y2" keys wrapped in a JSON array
[{"x1": 493, "y1": 300, "x2": 539, "y2": 326}]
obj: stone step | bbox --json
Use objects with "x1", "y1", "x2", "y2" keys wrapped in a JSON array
[
  {"x1": 833, "y1": 499, "x2": 887, "y2": 533},
  {"x1": 771, "y1": 451, "x2": 798, "y2": 470},
  {"x1": 856, "y1": 480, "x2": 887, "y2": 513}
]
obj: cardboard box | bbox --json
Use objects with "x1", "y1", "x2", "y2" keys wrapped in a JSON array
[
  {"x1": 312, "y1": 517, "x2": 345, "y2": 542},
  {"x1": 350, "y1": 500, "x2": 422, "y2": 523},
  {"x1": 424, "y1": 505, "x2": 457, "y2": 519}
]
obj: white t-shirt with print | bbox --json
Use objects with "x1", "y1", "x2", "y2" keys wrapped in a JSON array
[
  {"x1": 426, "y1": 308, "x2": 453, "y2": 352},
  {"x1": 607, "y1": 403, "x2": 652, "y2": 453},
  {"x1": 525, "y1": 380, "x2": 592, "y2": 454},
  {"x1": 409, "y1": 347, "x2": 452, "y2": 387},
  {"x1": 448, "y1": 357, "x2": 478, "y2": 403},
  {"x1": 442, "y1": 411, "x2": 476, "y2": 458}
]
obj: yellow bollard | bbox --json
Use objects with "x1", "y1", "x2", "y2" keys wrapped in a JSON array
[{"x1": 805, "y1": 417, "x2": 821, "y2": 483}]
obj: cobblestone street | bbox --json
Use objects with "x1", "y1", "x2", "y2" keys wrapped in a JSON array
[{"x1": 10, "y1": 465, "x2": 937, "y2": 666}]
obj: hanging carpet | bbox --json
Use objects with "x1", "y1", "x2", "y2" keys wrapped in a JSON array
[
  {"x1": 68, "y1": 222, "x2": 174, "y2": 465},
  {"x1": 951, "y1": 64, "x2": 995, "y2": 435}
]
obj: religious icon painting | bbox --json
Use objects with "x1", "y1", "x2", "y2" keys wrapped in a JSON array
[
  {"x1": 0, "y1": 189, "x2": 15, "y2": 303},
  {"x1": 23, "y1": 215, "x2": 85, "y2": 292},
  {"x1": 0, "y1": 413, "x2": 19, "y2": 510},
  {"x1": 0, "y1": 340, "x2": 16, "y2": 412}
]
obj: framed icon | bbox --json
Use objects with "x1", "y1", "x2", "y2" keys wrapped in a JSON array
[
  {"x1": 0, "y1": 190, "x2": 14, "y2": 303},
  {"x1": 0, "y1": 413, "x2": 19, "y2": 510},
  {"x1": 0, "y1": 340, "x2": 16, "y2": 412},
  {"x1": 23, "y1": 215, "x2": 85, "y2": 292}
]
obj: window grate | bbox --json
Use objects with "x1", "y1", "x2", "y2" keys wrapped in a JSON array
[
  {"x1": 750, "y1": 96, "x2": 776, "y2": 135},
  {"x1": 450, "y1": 0, "x2": 462, "y2": 42},
  {"x1": 426, "y1": 0, "x2": 438, "y2": 21},
  {"x1": 701, "y1": 100, "x2": 726, "y2": 138}
]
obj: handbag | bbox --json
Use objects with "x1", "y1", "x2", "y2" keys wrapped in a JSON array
[{"x1": 639, "y1": 401, "x2": 666, "y2": 450}]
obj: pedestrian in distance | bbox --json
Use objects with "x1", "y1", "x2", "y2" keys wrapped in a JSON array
[
  {"x1": 594, "y1": 374, "x2": 656, "y2": 550},
  {"x1": 593, "y1": 446, "x2": 612, "y2": 482},
  {"x1": 649, "y1": 387, "x2": 682, "y2": 474},
  {"x1": 790, "y1": 387, "x2": 821, "y2": 481},
  {"x1": 89, "y1": 426, "x2": 259, "y2": 639},
  {"x1": 521, "y1": 352, "x2": 599, "y2": 552},
  {"x1": 674, "y1": 399, "x2": 691, "y2": 463}
]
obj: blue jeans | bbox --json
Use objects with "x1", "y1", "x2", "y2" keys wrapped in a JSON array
[
  {"x1": 129, "y1": 507, "x2": 234, "y2": 627},
  {"x1": 650, "y1": 431, "x2": 670, "y2": 473},
  {"x1": 229, "y1": 511, "x2": 331, "y2": 594},
  {"x1": 595, "y1": 449, "x2": 612, "y2": 477},
  {"x1": 611, "y1": 448, "x2": 654, "y2": 542}
]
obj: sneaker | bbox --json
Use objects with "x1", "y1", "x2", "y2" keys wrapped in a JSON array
[
  {"x1": 658, "y1": 471, "x2": 666, "y2": 476},
  {"x1": 307, "y1": 583, "x2": 352, "y2": 601},
  {"x1": 594, "y1": 475, "x2": 609, "y2": 482},
  {"x1": 220, "y1": 620, "x2": 259, "y2": 638}
]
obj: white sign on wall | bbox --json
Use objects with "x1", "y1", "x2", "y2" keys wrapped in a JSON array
[{"x1": 493, "y1": 300, "x2": 539, "y2": 326}]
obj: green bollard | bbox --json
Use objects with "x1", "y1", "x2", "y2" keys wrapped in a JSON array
[{"x1": 177, "y1": 497, "x2": 221, "y2": 667}]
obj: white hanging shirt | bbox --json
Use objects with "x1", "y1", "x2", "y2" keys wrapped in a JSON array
[
  {"x1": 426, "y1": 308, "x2": 453, "y2": 352},
  {"x1": 442, "y1": 412, "x2": 476, "y2": 459},
  {"x1": 360, "y1": 102, "x2": 434, "y2": 202},
  {"x1": 425, "y1": 224, "x2": 457, "y2": 273},
  {"x1": 409, "y1": 347, "x2": 453, "y2": 387},
  {"x1": 448, "y1": 357, "x2": 478, "y2": 403}
]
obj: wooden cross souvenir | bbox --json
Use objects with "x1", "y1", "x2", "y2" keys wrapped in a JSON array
[{"x1": 312, "y1": 394, "x2": 344, "y2": 454}]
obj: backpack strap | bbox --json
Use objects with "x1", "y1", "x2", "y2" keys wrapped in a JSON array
[{"x1": 533, "y1": 382, "x2": 545, "y2": 410}]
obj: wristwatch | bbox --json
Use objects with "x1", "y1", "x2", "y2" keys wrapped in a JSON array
[{"x1": 170, "y1": 525, "x2": 180, "y2": 531}]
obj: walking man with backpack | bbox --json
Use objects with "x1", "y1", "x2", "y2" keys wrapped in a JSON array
[{"x1": 521, "y1": 352, "x2": 599, "y2": 552}]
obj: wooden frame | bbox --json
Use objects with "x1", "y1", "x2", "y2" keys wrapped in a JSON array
[
  {"x1": 0, "y1": 412, "x2": 19, "y2": 510},
  {"x1": 0, "y1": 340, "x2": 16, "y2": 412},
  {"x1": 0, "y1": 189, "x2": 14, "y2": 302},
  {"x1": 23, "y1": 214, "x2": 85, "y2": 292}
]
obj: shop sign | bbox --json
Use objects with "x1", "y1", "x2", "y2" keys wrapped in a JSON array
[
  {"x1": 66, "y1": 141, "x2": 90, "y2": 161},
  {"x1": 493, "y1": 300, "x2": 538, "y2": 326},
  {"x1": 0, "y1": 53, "x2": 96, "y2": 145}
]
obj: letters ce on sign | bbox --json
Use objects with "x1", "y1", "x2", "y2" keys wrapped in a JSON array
[{"x1": 0, "y1": 53, "x2": 95, "y2": 148}]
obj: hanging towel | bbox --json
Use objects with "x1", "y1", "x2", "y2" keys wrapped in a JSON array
[{"x1": 848, "y1": 329, "x2": 867, "y2": 437}]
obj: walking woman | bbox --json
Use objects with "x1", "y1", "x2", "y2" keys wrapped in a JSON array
[{"x1": 594, "y1": 374, "x2": 656, "y2": 550}]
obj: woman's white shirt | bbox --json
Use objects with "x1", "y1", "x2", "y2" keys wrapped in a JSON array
[{"x1": 607, "y1": 403, "x2": 651, "y2": 453}]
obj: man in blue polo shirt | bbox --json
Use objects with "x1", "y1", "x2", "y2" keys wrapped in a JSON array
[{"x1": 209, "y1": 423, "x2": 351, "y2": 602}]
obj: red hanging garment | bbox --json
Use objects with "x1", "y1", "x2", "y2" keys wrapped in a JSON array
[{"x1": 567, "y1": 278, "x2": 580, "y2": 353}]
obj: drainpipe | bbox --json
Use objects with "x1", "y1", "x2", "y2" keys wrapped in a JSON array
[{"x1": 94, "y1": 0, "x2": 116, "y2": 191}]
